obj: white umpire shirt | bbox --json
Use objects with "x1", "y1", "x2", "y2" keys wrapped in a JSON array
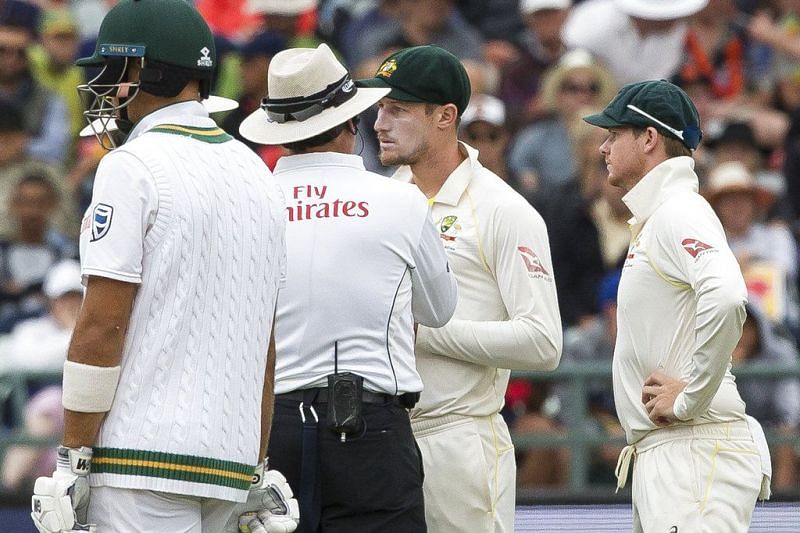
[
  {"x1": 615, "y1": 156, "x2": 748, "y2": 444},
  {"x1": 273, "y1": 152, "x2": 457, "y2": 396},
  {"x1": 395, "y1": 143, "x2": 563, "y2": 419}
]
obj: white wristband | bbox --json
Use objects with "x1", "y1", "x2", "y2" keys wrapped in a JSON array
[{"x1": 62, "y1": 361, "x2": 121, "y2": 413}]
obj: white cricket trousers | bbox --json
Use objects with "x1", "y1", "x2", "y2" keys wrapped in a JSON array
[
  {"x1": 619, "y1": 419, "x2": 768, "y2": 533},
  {"x1": 412, "y1": 413, "x2": 516, "y2": 533},
  {"x1": 89, "y1": 486, "x2": 238, "y2": 533}
]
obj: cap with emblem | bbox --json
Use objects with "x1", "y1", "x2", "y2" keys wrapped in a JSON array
[
  {"x1": 583, "y1": 79, "x2": 702, "y2": 150},
  {"x1": 356, "y1": 45, "x2": 471, "y2": 116}
]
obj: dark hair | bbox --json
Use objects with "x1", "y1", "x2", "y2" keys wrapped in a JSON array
[{"x1": 281, "y1": 120, "x2": 353, "y2": 153}]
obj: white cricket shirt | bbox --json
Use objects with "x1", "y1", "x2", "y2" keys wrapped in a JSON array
[
  {"x1": 273, "y1": 152, "x2": 457, "y2": 396},
  {"x1": 397, "y1": 143, "x2": 563, "y2": 419},
  {"x1": 79, "y1": 102, "x2": 287, "y2": 501},
  {"x1": 615, "y1": 157, "x2": 748, "y2": 443}
]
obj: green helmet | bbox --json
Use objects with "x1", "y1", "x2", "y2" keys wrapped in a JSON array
[
  {"x1": 76, "y1": 0, "x2": 216, "y2": 147},
  {"x1": 77, "y1": 0, "x2": 216, "y2": 76}
]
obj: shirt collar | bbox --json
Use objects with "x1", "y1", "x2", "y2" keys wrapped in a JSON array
[
  {"x1": 622, "y1": 156, "x2": 698, "y2": 225},
  {"x1": 273, "y1": 152, "x2": 366, "y2": 175},
  {"x1": 126, "y1": 101, "x2": 212, "y2": 143},
  {"x1": 391, "y1": 141, "x2": 479, "y2": 206}
]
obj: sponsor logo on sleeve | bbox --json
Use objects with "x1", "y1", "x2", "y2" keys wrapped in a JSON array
[
  {"x1": 518, "y1": 246, "x2": 551, "y2": 279},
  {"x1": 681, "y1": 238, "x2": 715, "y2": 258},
  {"x1": 91, "y1": 203, "x2": 114, "y2": 241}
]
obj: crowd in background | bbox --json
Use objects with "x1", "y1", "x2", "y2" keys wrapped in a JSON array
[{"x1": 1, "y1": 0, "x2": 799, "y2": 496}]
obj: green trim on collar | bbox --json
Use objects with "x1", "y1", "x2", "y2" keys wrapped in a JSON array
[{"x1": 149, "y1": 124, "x2": 232, "y2": 143}]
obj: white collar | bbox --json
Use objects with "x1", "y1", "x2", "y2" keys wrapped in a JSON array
[
  {"x1": 273, "y1": 152, "x2": 366, "y2": 175},
  {"x1": 622, "y1": 156, "x2": 698, "y2": 226}
]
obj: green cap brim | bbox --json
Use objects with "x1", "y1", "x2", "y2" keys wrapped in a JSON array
[
  {"x1": 583, "y1": 111, "x2": 625, "y2": 129},
  {"x1": 76, "y1": 54, "x2": 104, "y2": 67},
  {"x1": 356, "y1": 77, "x2": 427, "y2": 104}
]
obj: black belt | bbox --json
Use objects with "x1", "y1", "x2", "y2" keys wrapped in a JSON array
[{"x1": 277, "y1": 387, "x2": 419, "y2": 408}]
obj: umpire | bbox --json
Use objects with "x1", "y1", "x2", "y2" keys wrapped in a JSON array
[{"x1": 240, "y1": 43, "x2": 458, "y2": 532}]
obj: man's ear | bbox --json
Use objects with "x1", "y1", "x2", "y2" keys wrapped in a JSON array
[
  {"x1": 437, "y1": 103, "x2": 459, "y2": 130},
  {"x1": 642, "y1": 126, "x2": 661, "y2": 154}
]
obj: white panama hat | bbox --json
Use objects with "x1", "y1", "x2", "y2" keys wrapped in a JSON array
[
  {"x1": 78, "y1": 96, "x2": 239, "y2": 137},
  {"x1": 239, "y1": 43, "x2": 390, "y2": 145},
  {"x1": 614, "y1": 0, "x2": 708, "y2": 20}
]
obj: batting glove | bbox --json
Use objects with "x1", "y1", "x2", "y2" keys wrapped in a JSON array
[
  {"x1": 225, "y1": 461, "x2": 300, "y2": 533},
  {"x1": 31, "y1": 446, "x2": 96, "y2": 533}
]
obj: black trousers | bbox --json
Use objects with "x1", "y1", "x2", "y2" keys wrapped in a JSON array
[{"x1": 268, "y1": 392, "x2": 426, "y2": 533}]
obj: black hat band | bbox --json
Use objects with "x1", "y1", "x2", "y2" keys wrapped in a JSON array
[{"x1": 262, "y1": 74, "x2": 357, "y2": 123}]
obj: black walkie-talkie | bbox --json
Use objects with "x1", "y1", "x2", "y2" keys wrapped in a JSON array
[{"x1": 327, "y1": 341, "x2": 363, "y2": 442}]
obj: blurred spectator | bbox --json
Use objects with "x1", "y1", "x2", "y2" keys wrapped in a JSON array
[
  {"x1": 673, "y1": 0, "x2": 751, "y2": 101},
  {"x1": 733, "y1": 302, "x2": 800, "y2": 490},
  {"x1": 0, "y1": 385, "x2": 63, "y2": 491},
  {"x1": 678, "y1": 19, "x2": 791, "y2": 153},
  {"x1": 562, "y1": 0, "x2": 708, "y2": 86},
  {"x1": 539, "y1": 117, "x2": 606, "y2": 327},
  {"x1": 0, "y1": 13, "x2": 70, "y2": 164},
  {"x1": 704, "y1": 160, "x2": 799, "y2": 330},
  {"x1": 247, "y1": 0, "x2": 322, "y2": 48},
  {"x1": 555, "y1": 269, "x2": 625, "y2": 484},
  {"x1": 220, "y1": 31, "x2": 286, "y2": 169},
  {"x1": 577, "y1": 123, "x2": 631, "y2": 269},
  {"x1": 337, "y1": 0, "x2": 401, "y2": 68},
  {"x1": 350, "y1": 0, "x2": 484, "y2": 75},
  {"x1": 747, "y1": 1, "x2": 800, "y2": 65},
  {"x1": 0, "y1": 259, "x2": 82, "y2": 372},
  {"x1": 457, "y1": 0, "x2": 526, "y2": 45},
  {"x1": 0, "y1": 175, "x2": 76, "y2": 332},
  {"x1": 498, "y1": 0, "x2": 571, "y2": 131},
  {"x1": 457, "y1": 93, "x2": 512, "y2": 180},
  {"x1": 703, "y1": 120, "x2": 788, "y2": 217},
  {"x1": 511, "y1": 378, "x2": 569, "y2": 488},
  {"x1": 0, "y1": 0, "x2": 39, "y2": 35},
  {"x1": 508, "y1": 49, "x2": 616, "y2": 206},
  {"x1": 0, "y1": 101, "x2": 78, "y2": 239},
  {"x1": 27, "y1": 7, "x2": 85, "y2": 143}
]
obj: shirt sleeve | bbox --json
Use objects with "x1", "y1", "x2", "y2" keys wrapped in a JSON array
[
  {"x1": 409, "y1": 206, "x2": 458, "y2": 327},
  {"x1": 416, "y1": 198, "x2": 563, "y2": 371},
  {"x1": 79, "y1": 150, "x2": 159, "y2": 284},
  {"x1": 651, "y1": 196, "x2": 748, "y2": 421}
]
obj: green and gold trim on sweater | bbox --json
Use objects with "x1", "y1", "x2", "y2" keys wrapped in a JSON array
[
  {"x1": 92, "y1": 447, "x2": 254, "y2": 491},
  {"x1": 149, "y1": 124, "x2": 232, "y2": 143}
]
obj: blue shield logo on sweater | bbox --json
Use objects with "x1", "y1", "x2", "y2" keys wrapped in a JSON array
[{"x1": 91, "y1": 203, "x2": 114, "y2": 241}]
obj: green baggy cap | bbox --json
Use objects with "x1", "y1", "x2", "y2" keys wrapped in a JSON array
[
  {"x1": 583, "y1": 79, "x2": 702, "y2": 150},
  {"x1": 356, "y1": 45, "x2": 471, "y2": 116}
]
